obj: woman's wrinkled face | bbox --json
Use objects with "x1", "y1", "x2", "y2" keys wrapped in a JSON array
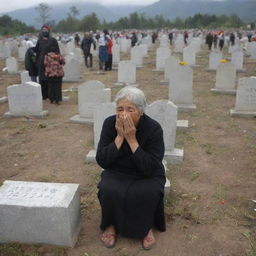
[{"x1": 116, "y1": 98, "x2": 142, "y2": 127}]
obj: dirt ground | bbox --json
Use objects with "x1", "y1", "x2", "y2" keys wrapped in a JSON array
[{"x1": 0, "y1": 41, "x2": 256, "y2": 256}]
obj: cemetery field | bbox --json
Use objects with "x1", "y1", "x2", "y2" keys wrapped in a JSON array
[{"x1": 0, "y1": 44, "x2": 256, "y2": 256}]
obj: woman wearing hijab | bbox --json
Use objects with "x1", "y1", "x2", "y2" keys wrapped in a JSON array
[
  {"x1": 96, "y1": 86, "x2": 166, "y2": 250},
  {"x1": 44, "y1": 45, "x2": 65, "y2": 104},
  {"x1": 34, "y1": 24, "x2": 60, "y2": 100}
]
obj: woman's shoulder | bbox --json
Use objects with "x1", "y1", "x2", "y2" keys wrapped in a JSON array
[
  {"x1": 143, "y1": 114, "x2": 163, "y2": 130},
  {"x1": 104, "y1": 115, "x2": 116, "y2": 124}
]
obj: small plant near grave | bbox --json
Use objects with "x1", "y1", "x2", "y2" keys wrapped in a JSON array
[
  {"x1": 243, "y1": 230, "x2": 256, "y2": 256},
  {"x1": 190, "y1": 171, "x2": 200, "y2": 181},
  {"x1": 213, "y1": 183, "x2": 226, "y2": 202},
  {"x1": 38, "y1": 123, "x2": 47, "y2": 129},
  {"x1": 201, "y1": 143, "x2": 214, "y2": 155}
]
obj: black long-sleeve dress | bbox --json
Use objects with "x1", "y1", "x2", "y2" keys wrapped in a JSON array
[
  {"x1": 34, "y1": 37, "x2": 60, "y2": 99},
  {"x1": 96, "y1": 114, "x2": 166, "y2": 238}
]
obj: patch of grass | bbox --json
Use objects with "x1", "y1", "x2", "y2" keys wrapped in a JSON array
[
  {"x1": 190, "y1": 171, "x2": 200, "y2": 181},
  {"x1": 38, "y1": 123, "x2": 47, "y2": 129},
  {"x1": 213, "y1": 183, "x2": 226, "y2": 201},
  {"x1": 176, "y1": 131, "x2": 197, "y2": 148},
  {"x1": 0, "y1": 243, "x2": 22, "y2": 256},
  {"x1": 38, "y1": 176, "x2": 53, "y2": 182},
  {"x1": 200, "y1": 143, "x2": 214, "y2": 155},
  {"x1": 243, "y1": 231, "x2": 256, "y2": 256},
  {"x1": 188, "y1": 111, "x2": 199, "y2": 117}
]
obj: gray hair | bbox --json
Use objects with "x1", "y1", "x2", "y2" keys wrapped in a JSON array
[{"x1": 114, "y1": 86, "x2": 147, "y2": 112}]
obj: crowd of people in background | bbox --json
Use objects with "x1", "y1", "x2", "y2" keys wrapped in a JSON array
[{"x1": 21, "y1": 26, "x2": 256, "y2": 107}]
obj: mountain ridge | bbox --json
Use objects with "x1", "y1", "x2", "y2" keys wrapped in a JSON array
[{"x1": 1, "y1": 0, "x2": 255, "y2": 28}]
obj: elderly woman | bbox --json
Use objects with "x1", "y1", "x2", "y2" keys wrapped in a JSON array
[{"x1": 96, "y1": 86, "x2": 166, "y2": 250}]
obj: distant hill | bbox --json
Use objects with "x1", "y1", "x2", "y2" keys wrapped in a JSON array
[
  {"x1": 137, "y1": 0, "x2": 256, "y2": 22},
  {"x1": 0, "y1": 0, "x2": 255, "y2": 29},
  {"x1": 0, "y1": 2, "x2": 142, "y2": 28}
]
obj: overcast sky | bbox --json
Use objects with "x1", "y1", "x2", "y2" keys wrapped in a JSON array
[{"x1": 1, "y1": 0, "x2": 158, "y2": 13}]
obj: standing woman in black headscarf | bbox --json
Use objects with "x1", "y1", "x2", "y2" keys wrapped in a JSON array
[
  {"x1": 34, "y1": 24, "x2": 60, "y2": 100},
  {"x1": 44, "y1": 45, "x2": 65, "y2": 104}
]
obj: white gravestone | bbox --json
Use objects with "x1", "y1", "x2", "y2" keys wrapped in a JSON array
[
  {"x1": 174, "y1": 36, "x2": 184, "y2": 53},
  {"x1": 183, "y1": 46, "x2": 197, "y2": 66},
  {"x1": 154, "y1": 47, "x2": 171, "y2": 71},
  {"x1": 86, "y1": 102, "x2": 116, "y2": 163},
  {"x1": 247, "y1": 42, "x2": 256, "y2": 59},
  {"x1": 6, "y1": 57, "x2": 18, "y2": 74},
  {"x1": 160, "y1": 35, "x2": 170, "y2": 48},
  {"x1": 231, "y1": 50, "x2": 245, "y2": 72},
  {"x1": 18, "y1": 46, "x2": 26, "y2": 61},
  {"x1": 145, "y1": 100, "x2": 184, "y2": 163},
  {"x1": 112, "y1": 44, "x2": 120, "y2": 65},
  {"x1": 120, "y1": 38, "x2": 130, "y2": 53},
  {"x1": 0, "y1": 180, "x2": 80, "y2": 247},
  {"x1": 63, "y1": 58, "x2": 80, "y2": 82},
  {"x1": 70, "y1": 80, "x2": 111, "y2": 124},
  {"x1": 0, "y1": 96, "x2": 7, "y2": 103},
  {"x1": 114, "y1": 61, "x2": 137, "y2": 86},
  {"x1": 169, "y1": 64, "x2": 196, "y2": 111},
  {"x1": 139, "y1": 44, "x2": 148, "y2": 57},
  {"x1": 211, "y1": 63, "x2": 236, "y2": 95},
  {"x1": 66, "y1": 41, "x2": 75, "y2": 54},
  {"x1": 161, "y1": 56, "x2": 180, "y2": 85},
  {"x1": 5, "y1": 82, "x2": 48, "y2": 118},
  {"x1": 131, "y1": 46, "x2": 143, "y2": 68},
  {"x1": 3, "y1": 42, "x2": 11, "y2": 58},
  {"x1": 73, "y1": 48, "x2": 83, "y2": 64},
  {"x1": 141, "y1": 36, "x2": 152, "y2": 47},
  {"x1": 230, "y1": 77, "x2": 256, "y2": 117},
  {"x1": 208, "y1": 51, "x2": 222, "y2": 71},
  {"x1": 20, "y1": 70, "x2": 31, "y2": 84}
]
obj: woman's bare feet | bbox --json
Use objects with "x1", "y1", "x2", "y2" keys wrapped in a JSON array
[
  {"x1": 100, "y1": 225, "x2": 116, "y2": 248},
  {"x1": 142, "y1": 229, "x2": 156, "y2": 250}
]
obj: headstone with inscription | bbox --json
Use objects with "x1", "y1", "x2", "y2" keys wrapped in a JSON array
[
  {"x1": 230, "y1": 77, "x2": 256, "y2": 117},
  {"x1": 70, "y1": 80, "x2": 111, "y2": 124},
  {"x1": 4, "y1": 81, "x2": 48, "y2": 118},
  {"x1": 0, "y1": 180, "x2": 80, "y2": 247}
]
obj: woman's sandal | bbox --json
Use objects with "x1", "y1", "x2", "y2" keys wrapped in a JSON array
[
  {"x1": 100, "y1": 232, "x2": 116, "y2": 248},
  {"x1": 142, "y1": 231, "x2": 156, "y2": 250}
]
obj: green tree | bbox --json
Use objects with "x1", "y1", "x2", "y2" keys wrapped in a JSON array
[
  {"x1": 79, "y1": 13, "x2": 101, "y2": 32},
  {"x1": 0, "y1": 15, "x2": 35, "y2": 36},
  {"x1": 35, "y1": 2, "x2": 51, "y2": 25},
  {"x1": 68, "y1": 6, "x2": 80, "y2": 19}
]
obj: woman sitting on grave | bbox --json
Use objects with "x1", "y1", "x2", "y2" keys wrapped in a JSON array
[{"x1": 96, "y1": 86, "x2": 166, "y2": 250}]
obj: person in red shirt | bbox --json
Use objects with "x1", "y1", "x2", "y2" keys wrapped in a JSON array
[{"x1": 105, "y1": 35, "x2": 113, "y2": 71}]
